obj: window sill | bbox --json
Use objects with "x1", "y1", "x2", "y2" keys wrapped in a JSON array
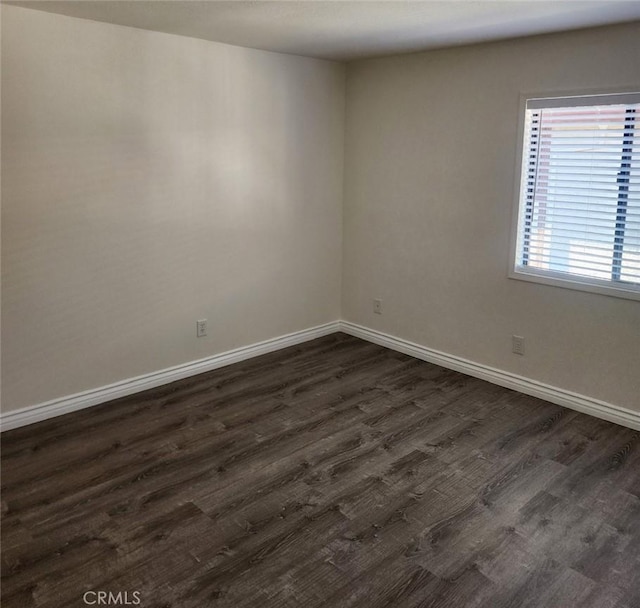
[{"x1": 509, "y1": 267, "x2": 640, "y2": 302}]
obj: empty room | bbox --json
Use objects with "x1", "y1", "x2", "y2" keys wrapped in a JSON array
[{"x1": 1, "y1": 1, "x2": 640, "y2": 607}]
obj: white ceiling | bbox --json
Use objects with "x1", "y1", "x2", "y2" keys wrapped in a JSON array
[{"x1": 6, "y1": 0, "x2": 640, "y2": 61}]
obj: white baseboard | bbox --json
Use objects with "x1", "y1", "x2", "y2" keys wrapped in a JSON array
[
  {"x1": 3, "y1": 319, "x2": 638, "y2": 432},
  {"x1": 339, "y1": 321, "x2": 640, "y2": 431},
  {"x1": 0, "y1": 321, "x2": 340, "y2": 432}
]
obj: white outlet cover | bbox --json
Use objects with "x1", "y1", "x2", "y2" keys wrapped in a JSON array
[
  {"x1": 512, "y1": 335, "x2": 525, "y2": 355},
  {"x1": 197, "y1": 319, "x2": 207, "y2": 337}
]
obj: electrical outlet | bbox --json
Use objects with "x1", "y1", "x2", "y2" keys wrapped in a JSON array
[
  {"x1": 512, "y1": 335, "x2": 525, "y2": 356},
  {"x1": 373, "y1": 299, "x2": 383, "y2": 314},
  {"x1": 196, "y1": 319, "x2": 207, "y2": 338}
]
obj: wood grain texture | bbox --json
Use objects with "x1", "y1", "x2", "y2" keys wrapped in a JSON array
[{"x1": 2, "y1": 333, "x2": 639, "y2": 608}]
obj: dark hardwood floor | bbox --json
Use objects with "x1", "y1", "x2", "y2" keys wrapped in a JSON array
[{"x1": 2, "y1": 333, "x2": 639, "y2": 608}]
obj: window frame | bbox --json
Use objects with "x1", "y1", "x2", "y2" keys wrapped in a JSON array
[{"x1": 508, "y1": 88, "x2": 640, "y2": 302}]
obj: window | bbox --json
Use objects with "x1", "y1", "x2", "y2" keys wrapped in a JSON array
[{"x1": 511, "y1": 92, "x2": 640, "y2": 300}]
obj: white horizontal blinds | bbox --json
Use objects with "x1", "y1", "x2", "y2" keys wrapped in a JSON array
[{"x1": 518, "y1": 95, "x2": 640, "y2": 286}]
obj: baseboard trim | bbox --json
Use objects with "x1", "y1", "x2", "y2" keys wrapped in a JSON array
[
  {"x1": 339, "y1": 321, "x2": 640, "y2": 431},
  {"x1": 0, "y1": 321, "x2": 341, "y2": 432},
  {"x1": 3, "y1": 319, "x2": 638, "y2": 432}
]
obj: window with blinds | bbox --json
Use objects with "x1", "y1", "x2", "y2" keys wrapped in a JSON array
[{"x1": 513, "y1": 92, "x2": 640, "y2": 299}]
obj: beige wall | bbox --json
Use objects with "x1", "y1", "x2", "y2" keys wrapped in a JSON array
[
  {"x1": 342, "y1": 22, "x2": 640, "y2": 412},
  {"x1": 2, "y1": 6, "x2": 639, "y2": 418},
  {"x1": 1, "y1": 6, "x2": 345, "y2": 412}
]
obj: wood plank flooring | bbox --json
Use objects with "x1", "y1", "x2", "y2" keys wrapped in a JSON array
[{"x1": 2, "y1": 333, "x2": 639, "y2": 608}]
